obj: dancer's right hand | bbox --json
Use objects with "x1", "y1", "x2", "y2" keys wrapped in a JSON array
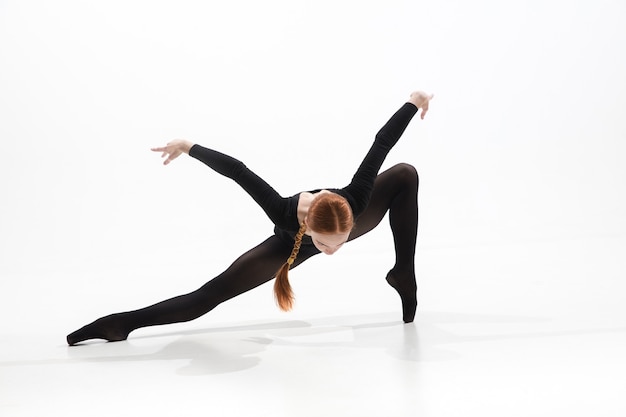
[{"x1": 151, "y1": 139, "x2": 193, "y2": 165}]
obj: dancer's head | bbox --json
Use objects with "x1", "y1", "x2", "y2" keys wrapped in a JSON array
[
  {"x1": 274, "y1": 192, "x2": 354, "y2": 311},
  {"x1": 305, "y1": 192, "x2": 353, "y2": 254}
]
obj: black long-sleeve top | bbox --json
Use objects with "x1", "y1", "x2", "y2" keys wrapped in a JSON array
[{"x1": 189, "y1": 103, "x2": 418, "y2": 238}]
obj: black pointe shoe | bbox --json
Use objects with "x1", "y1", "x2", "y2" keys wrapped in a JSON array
[
  {"x1": 385, "y1": 270, "x2": 418, "y2": 323},
  {"x1": 66, "y1": 315, "x2": 130, "y2": 346}
]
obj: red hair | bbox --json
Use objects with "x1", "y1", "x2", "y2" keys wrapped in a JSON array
[
  {"x1": 274, "y1": 193, "x2": 354, "y2": 311},
  {"x1": 306, "y1": 192, "x2": 354, "y2": 234}
]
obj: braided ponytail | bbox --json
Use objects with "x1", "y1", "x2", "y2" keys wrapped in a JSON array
[{"x1": 274, "y1": 222, "x2": 307, "y2": 311}]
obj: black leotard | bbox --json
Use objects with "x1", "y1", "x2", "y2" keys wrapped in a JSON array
[{"x1": 189, "y1": 102, "x2": 418, "y2": 243}]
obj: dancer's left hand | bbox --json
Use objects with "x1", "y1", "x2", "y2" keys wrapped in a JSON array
[{"x1": 409, "y1": 91, "x2": 434, "y2": 119}]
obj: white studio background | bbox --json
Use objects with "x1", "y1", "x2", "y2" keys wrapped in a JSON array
[{"x1": 1, "y1": 0, "x2": 625, "y2": 332}]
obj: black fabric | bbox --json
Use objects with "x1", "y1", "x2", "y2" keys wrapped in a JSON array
[
  {"x1": 189, "y1": 102, "x2": 418, "y2": 232},
  {"x1": 66, "y1": 103, "x2": 420, "y2": 345}
]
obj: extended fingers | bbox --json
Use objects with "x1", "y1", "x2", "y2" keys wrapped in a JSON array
[
  {"x1": 420, "y1": 94, "x2": 434, "y2": 119},
  {"x1": 420, "y1": 102, "x2": 430, "y2": 119},
  {"x1": 151, "y1": 145, "x2": 174, "y2": 159},
  {"x1": 162, "y1": 152, "x2": 175, "y2": 165},
  {"x1": 163, "y1": 150, "x2": 182, "y2": 165},
  {"x1": 151, "y1": 145, "x2": 173, "y2": 165}
]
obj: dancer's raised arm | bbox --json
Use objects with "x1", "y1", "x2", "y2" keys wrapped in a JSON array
[{"x1": 341, "y1": 91, "x2": 433, "y2": 216}]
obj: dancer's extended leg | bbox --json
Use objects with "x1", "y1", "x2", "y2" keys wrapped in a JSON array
[
  {"x1": 348, "y1": 163, "x2": 419, "y2": 323},
  {"x1": 67, "y1": 236, "x2": 319, "y2": 345}
]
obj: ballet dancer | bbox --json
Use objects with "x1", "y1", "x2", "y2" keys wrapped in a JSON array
[{"x1": 66, "y1": 90, "x2": 433, "y2": 345}]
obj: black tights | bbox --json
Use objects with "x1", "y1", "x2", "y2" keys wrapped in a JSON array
[{"x1": 67, "y1": 163, "x2": 419, "y2": 345}]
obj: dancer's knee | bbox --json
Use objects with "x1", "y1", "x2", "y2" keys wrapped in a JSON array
[{"x1": 390, "y1": 163, "x2": 419, "y2": 188}]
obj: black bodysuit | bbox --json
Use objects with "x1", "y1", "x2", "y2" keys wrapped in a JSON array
[
  {"x1": 66, "y1": 102, "x2": 420, "y2": 345},
  {"x1": 189, "y1": 102, "x2": 419, "y2": 246}
]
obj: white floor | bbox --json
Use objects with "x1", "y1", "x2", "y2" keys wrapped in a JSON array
[{"x1": 1, "y1": 236, "x2": 625, "y2": 417}]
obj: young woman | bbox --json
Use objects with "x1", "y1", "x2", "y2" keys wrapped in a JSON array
[{"x1": 66, "y1": 91, "x2": 433, "y2": 345}]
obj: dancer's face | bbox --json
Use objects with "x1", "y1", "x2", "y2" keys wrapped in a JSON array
[{"x1": 308, "y1": 229, "x2": 350, "y2": 255}]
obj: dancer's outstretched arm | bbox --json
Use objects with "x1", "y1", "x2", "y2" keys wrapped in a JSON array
[
  {"x1": 151, "y1": 140, "x2": 299, "y2": 231},
  {"x1": 342, "y1": 91, "x2": 433, "y2": 215}
]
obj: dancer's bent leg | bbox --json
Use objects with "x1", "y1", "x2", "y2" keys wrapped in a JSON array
[
  {"x1": 348, "y1": 163, "x2": 419, "y2": 323},
  {"x1": 67, "y1": 236, "x2": 319, "y2": 345}
]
